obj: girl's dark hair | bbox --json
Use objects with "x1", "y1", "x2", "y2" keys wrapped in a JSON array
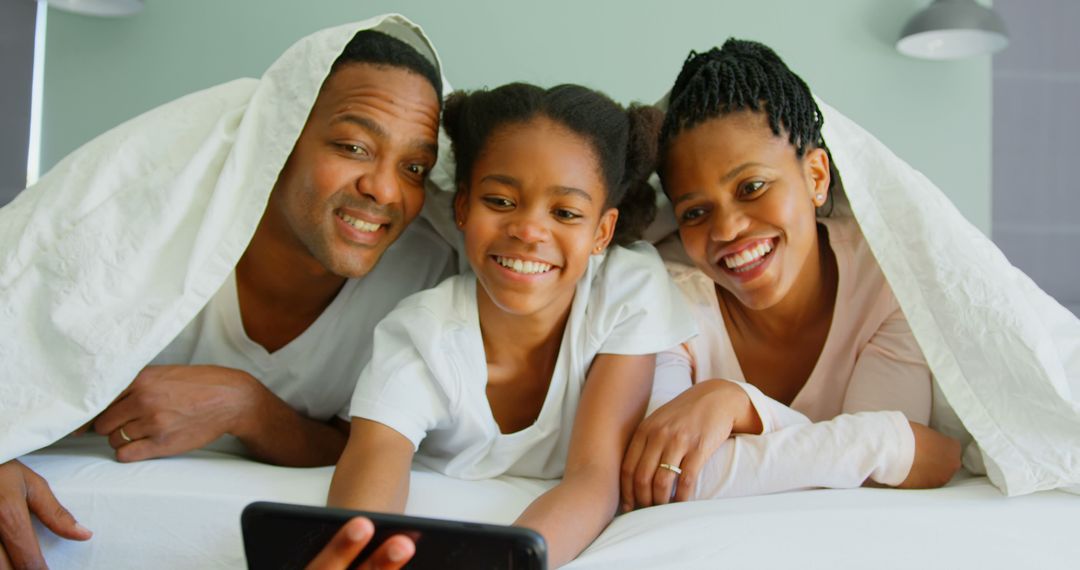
[
  {"x1": 659, "y1": 38, "x2": 841, "y2": 206},
  {"x1": 442, "y1": 83, "x2": 660, "y2": 245}
]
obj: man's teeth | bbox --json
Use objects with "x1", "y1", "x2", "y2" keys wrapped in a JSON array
[
  {"x1": 723, "y1": 241, "x2": 774, "y2": 270},
  {"x1": 496, "y1": 256, "x2": 552, "y2": 275},
  {"x1": 338, "y1": 212, "x2": 382, "y2": 233}
]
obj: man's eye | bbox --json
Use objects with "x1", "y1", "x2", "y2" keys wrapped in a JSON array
[
  {"x1": 406, "y1": 164, "x2": 428, "y2": 176},
  {"x1": 339, "y1": 144, "x2": 369, "y2": 156}
]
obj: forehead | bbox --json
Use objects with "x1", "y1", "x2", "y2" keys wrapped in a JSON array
[
  {"x1": 666, "y1": 111, "x2": 797, "y2": 180},
  {"x1": 476, "y1": 118, "x2": 606, "y2": 195},
  {"x1": 310, "y1": 63, "x2": 440, "y2": 138}
]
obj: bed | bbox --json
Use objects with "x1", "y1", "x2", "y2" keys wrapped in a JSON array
[{"x1": 26, "y1": 436, "x2": 1080, "y2": 569}]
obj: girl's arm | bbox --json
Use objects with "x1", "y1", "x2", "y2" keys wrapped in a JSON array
[
  {"x1": 514, "y1": 353, "x2": 655, "y2": 569},
  {"x1": 327, "y1": 418, "x2": 415, "y2": 513}
]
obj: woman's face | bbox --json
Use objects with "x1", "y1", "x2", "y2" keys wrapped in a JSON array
[
  {"x1": 663, "y1": 110, "x2": 830, "y2": 311},
  {"x1": 455, "y1": 116, "x2": 617, "y2": 318}
]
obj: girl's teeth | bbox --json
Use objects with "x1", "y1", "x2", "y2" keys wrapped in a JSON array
[
  {"x1": 496, "y1": 256, "x2": 552, "y2": 275},
  {"x1": 723, "y1": 241, "x2": 773, "y2": 270},
  {"x1": 338, "y1": 212, "x2": 381, "y2": 233}
]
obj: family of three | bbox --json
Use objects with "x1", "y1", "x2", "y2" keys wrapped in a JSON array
[{"x1": 2, "y1": 13, "x2": 1077, "y2": 570}]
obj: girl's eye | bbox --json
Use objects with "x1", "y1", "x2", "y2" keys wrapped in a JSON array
[
  {"x1": 482, "y1": 196, "x2": 514, "y2": 209},
  {"x1": 553, "y1": 209, "x2": 581, "y2": 221},
  {"x1": 739, "y1": 180, "x2": 766, "y2": 197}
]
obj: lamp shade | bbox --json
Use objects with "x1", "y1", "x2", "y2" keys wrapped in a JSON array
[
  {"x1": 39, "y1": 0, "x2": 144, "y2": 17},
  {"x1": 897, "y1": 0, "x2": 1009, "y2": 60}
]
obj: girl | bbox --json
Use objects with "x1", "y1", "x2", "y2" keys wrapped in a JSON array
[
  {"x1": 328, "y1": 83, "x2": 695, "y2": 567},
  {"x1": 621, "y1": 39, "x2": 963, "y2": 509}
]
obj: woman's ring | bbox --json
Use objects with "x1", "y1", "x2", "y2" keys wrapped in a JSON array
[
  {"x1": 659, "y1": 462, "x2": 683, "y2": 475},
  {"x1": 119, "y1": 425, "x2": 133, "y2": 443}
]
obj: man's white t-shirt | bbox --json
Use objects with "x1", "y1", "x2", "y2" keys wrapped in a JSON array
[
  {"x1": 349, "y1": 242, "x2": 697, "y2": 480},
  {"x1": 152, "y1": 219, "x2": 455, "y2": 423}
]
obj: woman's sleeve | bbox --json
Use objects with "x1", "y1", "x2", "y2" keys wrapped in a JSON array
[
  {"x1": 348, "y1": 307, "x2": 452, "y2": 450},
  {"x1": 841, "y1": 306, "x2": 933, "y2": 425}
]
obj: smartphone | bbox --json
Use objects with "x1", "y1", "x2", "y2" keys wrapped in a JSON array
[{"x1": 241, "y1": 501, "x2": 547, "y2": 570}]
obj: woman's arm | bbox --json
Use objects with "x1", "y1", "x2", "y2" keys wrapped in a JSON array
[
  {"x1": 513, "y1": 353, "x2": 654, "y2": 569},
  {"x1": 327, "y1": 418, "x2": 415, "y2": 513}
]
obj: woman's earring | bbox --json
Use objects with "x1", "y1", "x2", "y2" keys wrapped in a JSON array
[{"x1": 814, "y1": 193, "x2": 825, "y2": 206}]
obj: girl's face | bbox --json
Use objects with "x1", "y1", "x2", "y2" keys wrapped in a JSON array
[
  {"x1": 663, "y1": 110, "x2": 830, "y2": 311},
  {"x1": 454, "y1": 116, "x2": 617, "y2": 318}
]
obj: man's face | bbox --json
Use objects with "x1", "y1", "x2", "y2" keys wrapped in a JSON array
[{"x1": 269, "y1": 63, "x2": 440, "y2": 278}]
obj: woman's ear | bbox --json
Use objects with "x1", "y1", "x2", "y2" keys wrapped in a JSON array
[
  {"x1": 592, "y1": 208, "x2": 619, "y2": 254},
  {"x1": 805, "y1": 147, "x2": 831, "y2": 207},
  {"x1": 452, "y1": 184, "x2": 469, "y2": 229}
]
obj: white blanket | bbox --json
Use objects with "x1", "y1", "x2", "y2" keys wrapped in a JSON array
[
  {"x1": 25, "y1": 440, "x2": 1080, "y2": 569},
  {"x1": 0, "y1": 14, "x2": 446, "y2": 463}
]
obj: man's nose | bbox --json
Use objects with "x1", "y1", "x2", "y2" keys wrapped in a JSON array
[{"x1": 357, "y1": 161, "x2": 400, "y2": 206}]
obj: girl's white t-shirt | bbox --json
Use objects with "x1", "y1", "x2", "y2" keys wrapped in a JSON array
[{"x1": 350, "y1": 242, "x2": 696, "y2": 480}]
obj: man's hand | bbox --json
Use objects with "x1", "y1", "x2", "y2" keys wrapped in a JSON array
[
  {"x1": 620, "y1": 379, "x2": 761, "y2": 509},
  {"x1": 92, "y1": 365, "x2": 258, "y2": 462},
  {"x1": 897, "y1": 422, "x2": 962, "y2": 489},
  {"x1": 304, "y1": 518, "x2": 414, "y2": 570},
  {"x1": 0, "y1": 460, "x2": 92, "y2": 569}
]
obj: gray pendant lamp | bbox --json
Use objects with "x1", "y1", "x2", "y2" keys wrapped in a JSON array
[
  {"x1": 38, "y1": 0, "x2": 144, "y2": 17},
  {"x1": 897, "y1": 0, "x2": 1009, "y2": 60}
]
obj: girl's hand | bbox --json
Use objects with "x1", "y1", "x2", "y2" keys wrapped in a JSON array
[
  {"x1": 620, "y1": 379, "x2": 760, "y2": 509},
  {"x1": 305, "y1": 517, "x2": 415, "y2": 570}
]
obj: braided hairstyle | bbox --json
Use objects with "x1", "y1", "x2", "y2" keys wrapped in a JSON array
[
  {"x1": 660, "y1": 38, "x2": 841, "y2": 204},
  {"x1": 442, "y1": 83, "x2": 660, "y2": 245}
]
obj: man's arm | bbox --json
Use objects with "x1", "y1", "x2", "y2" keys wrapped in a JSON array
[
  {"x1": 514, "y1": 353, "x2": 654, "y2": 569},
  {"x1": 0, "y1": 460, "x2": 93, "y2": 569},
  {"x1": 93, "y1": 365, "x2": 348, "y2": 467}
]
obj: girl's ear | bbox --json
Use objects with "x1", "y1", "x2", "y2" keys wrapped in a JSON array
[
  {"x1": 452, "y1": 184, "x2": 469, "y2": 229},
  {"x1": 804, "y1": 147, "x2": 831, "y2": 207},
  {"x1": 591, "y1": 207, "x2": 619, "y2": 254}
]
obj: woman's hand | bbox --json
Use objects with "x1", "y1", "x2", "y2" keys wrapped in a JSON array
[
  {"x1": 620, "y1": 379, "x2": 761, "y2": 509},
  {"x1": 896, "y1": 422, "x2": 962, "y2": 489},
  {"x1": 305, "y1": 517, "x2": 414, "y2": 570}
]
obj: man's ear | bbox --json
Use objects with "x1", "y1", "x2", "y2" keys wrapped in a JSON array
[
  {"x1": 452, "y1": 185, "x2": 469, "y2": 229},
  {"x1": 804, "y1": 147, "x2": 831, "y2": 207},
  {"x1": 592, "y1": 208, "x2": 619, "y2": 254}
]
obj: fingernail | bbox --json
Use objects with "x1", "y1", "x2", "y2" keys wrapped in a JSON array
[
  {"x1": 388, "y1": 543, "x2": 409, "y2": 562},
  {"x1": 75, "y1": 522, "x2": 93, "y2": 536},
  {"x1": 346, "y1": 521, "x2": 368, "y2": 542}
]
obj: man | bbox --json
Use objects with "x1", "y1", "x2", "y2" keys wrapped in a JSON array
[{"x1": 0, "y1": 16, "x2": 451, "y2": 568}]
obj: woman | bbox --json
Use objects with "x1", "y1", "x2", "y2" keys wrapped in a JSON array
[
  {"x1": 328, "y1": 83, "x2": 695, "y2": 567},
  {"x1": 621, "y1": 39, "x2": 963, "y2": 509}
]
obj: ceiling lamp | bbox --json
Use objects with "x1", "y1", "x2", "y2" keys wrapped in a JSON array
[
  {"x1": 38, "y1": 0, "x2": 144, "y2": 17},
  {"x1": 897, "y1": 0, "x2": 1009, "y2": 60}
]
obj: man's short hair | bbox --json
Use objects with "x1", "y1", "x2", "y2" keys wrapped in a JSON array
[{"x1": 333, "y1": 30, "x2": 443, "y2": 103}]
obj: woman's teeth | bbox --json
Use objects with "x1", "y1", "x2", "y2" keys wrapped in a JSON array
[
  {"x1": 338, "y1": 212, "x2": 382, "y2": 233},
  {"x1": 723, "y1": 240, "x2": 774, "y2": 271},
  {"x1": 496, "y1": 256, "x2": 552, "y2": 275}
]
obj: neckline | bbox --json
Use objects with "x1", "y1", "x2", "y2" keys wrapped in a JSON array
[{"x1": 220, "y1": 270, "x2": 359, "y2": 365}]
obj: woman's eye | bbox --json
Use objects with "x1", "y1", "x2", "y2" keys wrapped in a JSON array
[
  {"x1": 739, "y1": 180, "x2": 766, "y2": 197},
  {"x1": 553, "y1": 209, "x2": 581, "y2": 221},
  {"x1": 680, "y1": 207, "x2": 707, "y2": 223}
]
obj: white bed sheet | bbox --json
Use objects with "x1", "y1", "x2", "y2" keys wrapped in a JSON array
[{"x1": 26, "y1": 438, "x2": 1080, "y2": 569}]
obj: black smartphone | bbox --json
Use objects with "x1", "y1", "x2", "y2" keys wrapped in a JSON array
[{"x1": 241, "y1": 501, "x2": 547, "y2": 570}]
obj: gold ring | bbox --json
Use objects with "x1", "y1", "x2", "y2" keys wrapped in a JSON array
[
  {"x1": 119, "y1": 426, "x2": 133, "y2": 443},
  {"x1": 659, "y1": 462, "x2": 682, "y2": 475}
]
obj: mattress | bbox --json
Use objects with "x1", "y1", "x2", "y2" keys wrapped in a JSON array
[{"x1": 25, "y1": 437, "x2": 1080, "y2": 569}]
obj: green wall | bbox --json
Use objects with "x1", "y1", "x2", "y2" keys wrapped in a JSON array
[{"x1": 42, "y1": 0, "x2": 992, "y2": 231}]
